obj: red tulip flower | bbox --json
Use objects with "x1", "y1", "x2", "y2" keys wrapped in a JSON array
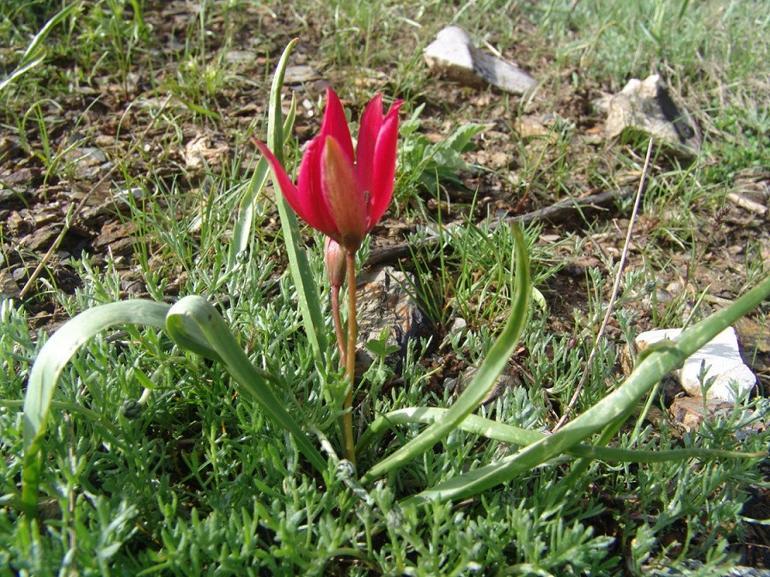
[{"x1": 255, "y1": 88, "x2": 402, "y2": 252}]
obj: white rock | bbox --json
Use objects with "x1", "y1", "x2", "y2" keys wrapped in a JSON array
[
  {"x1": 635, "y1": 327, "x2": 756, "y2": 403},
  {"x1": 424, "y1": 26, "x2": 536, "y2": 95}
]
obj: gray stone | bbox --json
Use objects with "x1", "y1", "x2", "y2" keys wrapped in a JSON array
[
  {"x1": 449, "y1": 316, "x2": 467, "y2": 334},
  {"x1": 283, "y1": 65, "x2": 319, "y2": 84},
  {"x1": 424, "y1": 26, "x2": 536, "y2": 95},
  {"x1": 224, "y1": 50, "x2": 256, "y2": 65},
  {"x1": 356, "y1": 266, "x2": 433, "y2": 366},
  {"x1": 64, "y1": 147, "x2": 111, "y2": 180},
  {"x1": 0, "y1": 270, "x2": 20, "y2": 299},
  {"x1": 599, "y1": 74, "x2": 700, "y2": 157}
]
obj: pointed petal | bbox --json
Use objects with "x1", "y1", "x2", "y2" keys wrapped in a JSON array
[
  {"x1": 320, "y1": 88, "x2": 354, "y2": 161},
  {"x1": 296, "y1": 137, "x2": 340, "y2": 238},
  {"x1": 321, "y1": 136, "x2": 367, "y2": 251},
  {"x1": 355, "y1": 93, "x2": 384, "y2": 195},
  {"x1": 367, "y1": 100, "x2": 402, "y2": 229},
  {"x1": 253, "y1": 139, "x2": 304, "y2": 217}
]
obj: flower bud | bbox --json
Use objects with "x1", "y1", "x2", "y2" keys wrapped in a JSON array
[{"x1": 324, "y1": 237, "x2": 346, "y2": 288}]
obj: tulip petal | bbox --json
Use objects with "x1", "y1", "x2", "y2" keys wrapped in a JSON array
[
  {"x1": 253, "y1": 139, "x2": 305, "y2": 218},
  {"x1": 296, "y1": 137, "x2": 340, "y2": 238},
  {"x1": 320, "y1": 88, "x2": 354, "y2": 162},
  {"x1": 321, "y1": 136, "x2": 367, "y2": 251},
  {"x1": 355, "y1": 93, "x2": 383, "y2": 195},
  {"x1": 367, "y1": 100, "x2": 403, "y2": 230}
]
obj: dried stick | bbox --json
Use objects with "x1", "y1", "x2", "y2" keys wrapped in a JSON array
[
  {"x1": 19, "y1": 167, "x2": 115, "y2": 299},
  {"x1": 365, "y1": 187, "x2": 634, "y2": 269}
]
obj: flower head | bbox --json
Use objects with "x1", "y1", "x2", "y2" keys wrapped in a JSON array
[{"x1": 255, "y1": 88, "x2": 402, "y2": 252}]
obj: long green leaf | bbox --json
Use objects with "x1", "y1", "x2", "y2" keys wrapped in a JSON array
[
  {"x1": 359, "y1": 407, "x2": 763, "y2": 464},
  {"x1": 407, "y1": 273, "x2": 770, "y2": 504},
  {"x1": 265, "y1": 40, "x2": 327, "y2": 364},
  {"x1": 228, "y1": 95, "x2": 298, "y2": 272},
  {"x1": 23, "y1": 301, "x2": 170, "y2": 448},
  {"x1": 21, "y1": 2, "x2": 78, "y2": 63},
  {"x1": 22, "y1": 300, "x2": 171, "y2": 513},
  {"x1": 361, "y1": 225, "x2": 531, "y2": 483},
  {"x1": 165, "y1": 296, "x2": 327, "y2": 473}
]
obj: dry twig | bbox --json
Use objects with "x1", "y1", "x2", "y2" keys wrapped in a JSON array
[{"x1": 365, "y1": 187, "x2": 634, "y2": 269}]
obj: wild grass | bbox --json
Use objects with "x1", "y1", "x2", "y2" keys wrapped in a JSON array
[{"x1": 1, "y1": 0, "x2": 769, "y2": 574}]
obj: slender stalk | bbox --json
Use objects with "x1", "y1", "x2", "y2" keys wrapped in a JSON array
[
  {"x1": 330, "y1": 286, "x2": 346, "y2": 362},
  {"x1": 553, "y1": 138, "x2": 654, "y2": 432},
  {"x1": 343, "y1": 250, "x2": 358, "y2": 465}
]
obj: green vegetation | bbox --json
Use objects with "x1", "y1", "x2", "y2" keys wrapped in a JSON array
[{"x1": 1, "y1": 0, "x2": 769, "y2": 574}]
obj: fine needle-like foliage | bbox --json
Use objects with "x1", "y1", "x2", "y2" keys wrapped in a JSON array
[
  {"x1": 13, "y1": 28, "x2": 770, "y2": 573},
  {"x1": 21, "y1": 296, "x2": 327, "y2": 515}
]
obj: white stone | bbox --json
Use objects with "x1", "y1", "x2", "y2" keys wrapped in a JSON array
[
  {"x1": 424, "y1": 26, "x2": 536, "y2": 95},
  {"x1": 635, "y1": 327, "x2": 756, "y2": 403}
]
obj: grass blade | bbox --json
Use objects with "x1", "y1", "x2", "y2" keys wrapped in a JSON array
[
  {"x1": 1, "y1": 2, "x2": 77, "y2": 93},
  {"x1": 0, "y1": 57, "x2": 45, "y2": 93},
  {"x1": 359, "y1": 407, "x2": 764, "y2": 464},
  {"x1": 407, "y1": 273, "x2": 770, "y2": 504},
  {"x1": 20, "y1": 2, "x2": 78, "y2": 63},
  {"x1": 361, "y1": 224, "x2": 531, "y2": 484},
  {"x1": 22, "y1": 300, "x2": 171, "y2": 514},
  {"x1": 165, "y1": 296, "x2": 327, "y2": 473},
  {"x1": 265, "y1": 40, "x2": 327, "y2": 364}
]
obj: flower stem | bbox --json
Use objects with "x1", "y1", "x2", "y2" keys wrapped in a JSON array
[
  {"x1": 330, "y1": 286, "x2": 346, "y2": 361},
  {"x1": 342, "y1": 250, "x2": 358, "y2": 466}
]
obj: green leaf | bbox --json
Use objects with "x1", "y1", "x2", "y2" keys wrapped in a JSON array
[
  {"x1": 228, "y1": 95, "x2": 297, "y2": 271},
  {"x1": 22, "y1": 300, "x2": 171, "y2": 514},
  {"x1": 265, "y1": 39, "x2": 327, "y2": 365},
  {"x1": 165, "y1": 296, "x2": 327, "y2": 474},
  {"x1": 359, "y1": 407, "x2": 763, "y2": 464},
  {"x1": 21, "y1": 293, "x2": 329, "y2": 516},
  {"x1": 361, "y1": 224, "x2": 531, "y2": 483},
  {"x1": 0, "y1": 2, "x2": 77, "y2": 93},
  {"x1": 407, "y1": 273, "x2": 770, "y2": 504},
  {"x1": 20, "y1": 2, "x2": 78, "y2": 64}
]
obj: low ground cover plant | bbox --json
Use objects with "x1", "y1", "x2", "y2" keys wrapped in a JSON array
[
  {"x1": 2, "y1": 2, "x2": 770, "y2": 574},
  {"x1": 7, "y1": 38, "x2": 770, "y2": 574}
]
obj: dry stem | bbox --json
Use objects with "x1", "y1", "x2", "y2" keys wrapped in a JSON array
[{"x1": 553, "y1": 138, "x2": 655, "y2": 432}]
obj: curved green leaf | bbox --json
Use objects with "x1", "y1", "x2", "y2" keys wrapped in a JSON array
[
  {"x1": 165, "y1": 296, "x2": 327, "y2": 473},
  {"x1": 407, "y1": 273, "x2": 770, "y2": 504},
  {"x1": 229, "y1": 95, "x2": 297, "y2": 271},
  {"x1": 362, "y1": 225, "x2": 531, "y2": 483},
  {"x1": 23, "y1": 300, "x2": 169, "y2": 448},
  {"x1": 22, "y1": 299, "x2": 171, "y2": 513},
  {"x1": 266, "y1": 39, "x2": 327, "y2": 364},
  {"x1": 360, "y1": 407, "x2": 763, "y2": 464}
]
